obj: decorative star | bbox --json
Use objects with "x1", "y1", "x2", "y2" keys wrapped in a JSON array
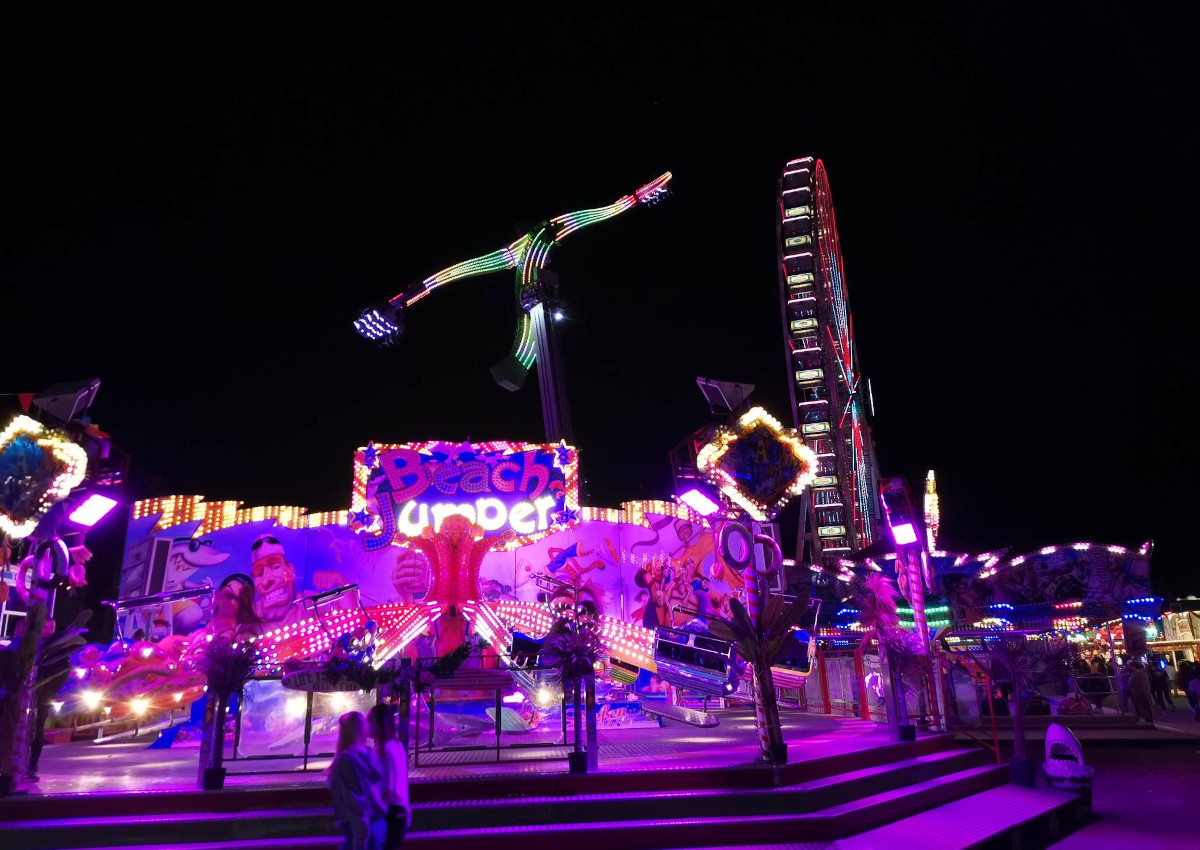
[
  {"x1": 553, "y1": 506, "x2": 579, "y2": 526},
  {"x1": 362, "y1": 443, "x2": 378, "y2": 468},
  {"x1": 349, "y1": 510, "x2": 372, "y2": 529},
  {"x1": 555, "y1": 441, "x2": 575, "y2": 467}
]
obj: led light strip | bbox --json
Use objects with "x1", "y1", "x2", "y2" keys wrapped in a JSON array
[{"x1": 0, "y1": 415, "x2": 89, "y2": 539}]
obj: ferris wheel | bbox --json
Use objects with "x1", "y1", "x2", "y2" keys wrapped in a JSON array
[{"x1": 776, "y1": 157, "x2": 881, "y2": 563}]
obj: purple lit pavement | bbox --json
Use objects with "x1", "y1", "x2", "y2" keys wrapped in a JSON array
[{"x1": 24, "y1": 709, "x2": 891, "y2": 796}]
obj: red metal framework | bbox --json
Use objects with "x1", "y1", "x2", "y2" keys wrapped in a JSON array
[{"x1": 776, "y1": 157, "x2": 881, "y2": 565}]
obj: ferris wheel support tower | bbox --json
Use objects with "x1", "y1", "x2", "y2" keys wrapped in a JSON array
[{"x1": 776, "y1": 157, "x2": 882, "y2": 565}]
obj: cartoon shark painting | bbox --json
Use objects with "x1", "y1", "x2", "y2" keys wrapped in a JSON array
[{"x1": 163, "y1": 538, "x2": 231, "y2": 633}]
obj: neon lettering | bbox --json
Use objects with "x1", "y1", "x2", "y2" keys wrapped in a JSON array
[
  {"x1": 458, "y1": 461, "x2": 491, "y2": 494},
  {"x1": 518, "y1": 451, "x2": 548, "y2": 498},
  {"x1": 432, "y1": 462, "x2": 462, "y2": 496},
  {"x1": 381, "y1": 449, "x2": 429, "y2": 503},
  {"x1": 509, "y1": 502, "x2": 536, "y2": 535},
  {"x1": 534, "y1": 494, "x2": 556, "y2": 530},
  {"x1": 432, "y1": 503, "x2": 476, "y2": 529},
  {"x1": 476, "y1": 498, "x2": 507, "y2": 531},
  {"x1": 492, "y1": 461, "x2": 520, "y2": 493},
  {"x1": 398, "y1": 501, "x2": 429, "y2": 538}
]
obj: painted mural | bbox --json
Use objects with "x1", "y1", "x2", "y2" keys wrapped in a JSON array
[
  {"x1": 936, "y1": 545, "x2": 1152, "y2": 610},
  {"x1": 119, "y1": 511, "x2": 748, "y2": 644}
]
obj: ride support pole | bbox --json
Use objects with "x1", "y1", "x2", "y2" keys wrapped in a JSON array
[{"x1": 744, "y1": 530, "x2": 771, "y2": 760}]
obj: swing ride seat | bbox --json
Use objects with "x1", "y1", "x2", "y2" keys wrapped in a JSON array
[{"x1": 638, "y1": 701, "x2": 720, "y2": 728}]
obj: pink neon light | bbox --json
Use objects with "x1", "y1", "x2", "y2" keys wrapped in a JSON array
[
  {"x1": 69, "y1": 494, "x2": 119, "y2": 527},
  {"x1": 890, "y1": 523, "x2": 918, "y2": 545},
  {"x1": 679, "y1": 488, "x2": 721, "y2": 516}
]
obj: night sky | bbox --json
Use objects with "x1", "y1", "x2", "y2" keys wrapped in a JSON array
[{"x1": 3, "y1": 7, "x2": 1192, "y2": 603}]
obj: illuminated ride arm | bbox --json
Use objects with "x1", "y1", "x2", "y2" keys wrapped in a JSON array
[{"x1": 354, "y1": 172, "x2": 672, "y2": 390}]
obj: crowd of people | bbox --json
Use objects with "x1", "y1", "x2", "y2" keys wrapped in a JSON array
[{"x1": 328, "y1": 704, "x2": 411, "y2": 850}]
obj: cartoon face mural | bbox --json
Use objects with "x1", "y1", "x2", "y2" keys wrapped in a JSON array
[{"x1": 122, "y1": 503, "x2": 749, "y2": 661}]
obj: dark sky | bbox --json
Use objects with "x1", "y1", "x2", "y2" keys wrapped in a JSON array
[{"x1": 3, "y1": 7, "x2": 1193, "y2": 598}]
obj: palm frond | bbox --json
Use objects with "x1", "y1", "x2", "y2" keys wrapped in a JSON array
[{"x1": 197, "y1": 637, "x2": 256, "y2": 695}]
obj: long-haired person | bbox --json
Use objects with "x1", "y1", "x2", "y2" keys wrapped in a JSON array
[
  {"x1": 368, "y1": 704, "x2": 412, "y2": 848},
  {"x1": 329, "y1": 711, "x2": 387, "y2": 850}
]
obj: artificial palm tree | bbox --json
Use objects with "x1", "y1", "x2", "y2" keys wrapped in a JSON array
[
  {"x1": 708, "y1": 591, "x2": 812, "y2": 764},
  {"x1": 976, "y1": 635, "x2": 1078, "y2": 784},
  {"x1": 542, "y1": 617, "x2": 601, "y2": 771},
  {"x1": 195, "y1": 637, "x2": 256, "y2": 789}
]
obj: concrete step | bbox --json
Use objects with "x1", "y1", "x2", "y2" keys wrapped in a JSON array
[
  {"x1": 835, "y1": 784, "x2": 1084, "y2": 850},
  {"x1": 65, "y1": 765, "x2": 1007, "y2": 850},
  {"x1": 0, "y1": 748, "x2": 990, "y2": 848},
  {"x1": 0, "y1": 735, "x2": 959, "y2": 824}
]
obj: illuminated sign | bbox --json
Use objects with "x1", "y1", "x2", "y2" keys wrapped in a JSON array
[
  {"x1": 0, "y1": 415, "x2": 88, "y2": 540},
  {"x1": 695, "y1": 407, "x2": 816, "y2": 522},
  {"x1": 352, "y1": 440, "x2": 580, "y2": 551}
]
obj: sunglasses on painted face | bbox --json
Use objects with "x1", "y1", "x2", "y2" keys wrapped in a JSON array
[{"x1": 251, "y1": 536, "x2": 281, "y2": 552}]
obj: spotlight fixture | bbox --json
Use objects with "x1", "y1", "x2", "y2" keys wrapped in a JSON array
[
  {"x1": 69, "y1": 493, "x2": 119, "y2": 527},
  {"x1": 678, "y1": 487, "x2": 721, "y2": 517},
  {"x1": 353, "y1": 305, "x2": 404, "y2": 345}
]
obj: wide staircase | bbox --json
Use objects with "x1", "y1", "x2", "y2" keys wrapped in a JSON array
[{"x1": 0, "y1": 735, "x2": 1085, "y2": 850}]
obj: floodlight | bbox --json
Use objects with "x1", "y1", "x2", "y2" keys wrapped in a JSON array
[
  {"x1": 353, "y1": 305, "x2": 403, "y2": 344},
  {"x1": 69, "y1": 493, "x2": 119, "y2": 527},
  {"x1": 890, "y1": 522, "x2": 918, "y2": 546},
  {"x1": 679, "y1": 487, "x2": 721, "y2": 517}
]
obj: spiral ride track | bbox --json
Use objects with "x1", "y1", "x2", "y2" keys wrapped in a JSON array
[{"x1": 776, "y1": 157, "x2": 881, "y2": 565}]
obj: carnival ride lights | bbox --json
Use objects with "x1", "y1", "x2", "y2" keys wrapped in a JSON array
[
  {"x1": 776, "y1": 158, "x2": 880, "y2": 562},
  {"x1": 0, "y1": 414, "x2": 89, "y2": 539},
  {"x1": 354, "y1": 172, "x2": 672, "y2": 388},
  {"x1": 923, "y1": 471, "x2": 940, "y2": 551},
  {"x1": 694, "y1": 407, "x2": 818, "y2": 522}
]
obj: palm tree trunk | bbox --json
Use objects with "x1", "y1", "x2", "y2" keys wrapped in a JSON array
[
  {"x1": 1011, "y1": 689, "x2": 1026, "y2": 764},
  {"x1": 197, "y1": 689, "x2": 228, "y2": 787},
  {"x1": 757, "y1": 658, "x2": 786, "y2": 764},
  {"x1": 572, "y1": 681, "x2": 583, "y2": 753}
]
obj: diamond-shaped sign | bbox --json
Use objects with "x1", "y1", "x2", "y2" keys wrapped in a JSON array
[
  {"x1": 695, "y1": 407, "x2": 817, "y2": 522},
  {"x1": 0, "y1": 415, "x2": 88, "y2": 540}
]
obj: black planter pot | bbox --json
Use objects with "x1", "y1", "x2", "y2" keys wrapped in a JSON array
[
  {"x1": 1010, "y1": 758, "x2": 1038, "y2": 787},
  {"x1": 897, "y1": 724, "x2": 917, "y2": 742},
  {"x1": 202, "y1": 766, "x2": 227, "y2": 790},
  {"x1": 568, "y1": 751, "x2": 588, "y2": 774},
  {"x1": 769, "y1": 742, "x2": 788, "y2": 765}
]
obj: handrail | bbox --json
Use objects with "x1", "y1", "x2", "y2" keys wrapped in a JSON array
[{"x1": 938, "y1": 648, "x2": 1002, "y2": 764}]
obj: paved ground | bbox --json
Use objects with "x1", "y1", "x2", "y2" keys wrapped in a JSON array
[{"x1": 1048, "y1": 743, "x2": 1200, "y2": 849}]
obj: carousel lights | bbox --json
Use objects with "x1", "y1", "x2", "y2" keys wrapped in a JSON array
[
  {"x1": 130, "y1": 698, "x2": 150, "y2": 715},
  {"x1": 0, "y1": 415, "x2": 89, "y2": 539},
  {"x1": 81, "y1": 690, "x2": 102, "y2": 710}
]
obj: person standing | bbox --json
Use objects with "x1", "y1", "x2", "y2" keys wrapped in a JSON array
[
  {"x1": 1181, "y1": 662, "x2": 1199, "y2": 718},
  {"x1": 329, "y1": 712, "x2": 387, "y2": 850},
  {"x1": 1127, "y1": 662, "x2": 1155, "y2": 725},
  {"x1": 1149, "y1": 661, "x2": 1172, "y2": 713},
  {"x1": 26, "y1": 619, "x2": 68, "y2": 780},
  {"x1": 368, "y1": 704, "x2": 411, "y2": 848}
]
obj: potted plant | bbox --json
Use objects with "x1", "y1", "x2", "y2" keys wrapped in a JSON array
[
  {"x1": 195, "y1": 637, "x2": 255, "y2": 790},
  {"x1": 977, "y1": 635, "x2": 1077, "y2": 786},
  {"x1": 542, "y1": 618, "x2": 600, "y2": 773},
  {"x1": 709, "y1": 592, "x2": 812, "y2": 765}
]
